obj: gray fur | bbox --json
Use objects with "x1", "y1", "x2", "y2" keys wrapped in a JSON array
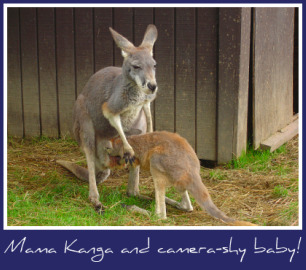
[{"x1": 73, "y1": 24, "x2": 158, "y2": 211}]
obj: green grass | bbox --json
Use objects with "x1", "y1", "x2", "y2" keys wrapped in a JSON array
[
  {"x1": 7, "y1": 136, "x2": 299, "y2": 227},
  {"x1": 209, "y1": 170, "x2": 226, "y2": 181},
  {"x1": 7, "y1": 170, "x2": 159, "y2": 226},
  {"x1": 273, "y1": 185, "x2": 289, "y2": 198},
  {"x1": 229, "y1": 143, "x2": 287, "y2": 172}
]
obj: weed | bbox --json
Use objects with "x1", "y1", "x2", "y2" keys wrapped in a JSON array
[
  {"x1": 209, "y1": 170, "x2": 226, "y2": 181},
  {"x1": 229, "y1": 143, "x2": 287, "y2": 173},
  {"x1": 273, "y1": 185, "x2": 289, "y2": 198}
]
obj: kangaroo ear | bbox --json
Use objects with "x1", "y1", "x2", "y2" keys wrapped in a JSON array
[
  {"x1": 140, "y1": 24, "x2": 158, "y2": 55},
  {"x1": 109, "y1": 27, "x2": 134, "y2": 58}
]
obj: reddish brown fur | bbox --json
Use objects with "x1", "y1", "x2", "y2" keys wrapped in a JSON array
[{"x1": 108, "y1": 131, "x2": 257, "y2": 226}]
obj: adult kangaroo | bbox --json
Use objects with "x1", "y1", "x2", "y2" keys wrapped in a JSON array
[{"x1": 71, "y1": 25, "x2": 158, "y2": 212}]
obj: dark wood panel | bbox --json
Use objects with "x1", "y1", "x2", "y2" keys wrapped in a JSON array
[
  {"x1": 175, "y1": 8, "x2": 196, "y2": 149},
  {"x1": 7, "y1": 8, "x2": 24, "y2": 137},
  {"x1": 234, "y1": 8, "x2": 251, "y2": 157},
  {"x1": 218, "y1": 8, "x2": 250, "y2": 163},
  {"x1": 20, "y1": 8, "x2": 40, "y2": 137},
  {"x1": 94, "y1": 8, "x2": 113, "y2": 71},
  {"x1": 154, "y1": 8, "x2": 175, "y2": 133},
  {"x1": 75, "y1": 8, "x2": 94, "y2": 96},
  {"x1": 196, "y1": 8, "x2": 218, "y2": 160},
  {"x1": 134, "y1": 8, "x2": 154, "y2": 46},
  {"x1": 56, "y1": 8, "x2": 76, "y2": 136},
  {"x1": 113, "y1": 8, "x2": 133, "y2": 67},
  {"x1": 37, "y1": 8, "x2": 58, "y2": 137},
  {"x1": 253, "y1": 8, "x2": 294, "y2": 148}
]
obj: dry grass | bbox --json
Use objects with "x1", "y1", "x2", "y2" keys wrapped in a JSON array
[{"x1": 7, "y1": 135, "x2": 299, "y2": 227}]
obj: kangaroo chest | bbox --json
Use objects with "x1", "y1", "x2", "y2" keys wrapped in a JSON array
[
  {"x1": 119, "y1": 89, "x2": 155, "y2": 132},
  {"x1": 120, "y1": 104, "x2": 143, "y2": 131}
]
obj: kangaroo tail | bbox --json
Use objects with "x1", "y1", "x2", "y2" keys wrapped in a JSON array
[
  {"x1": 56, "y1": 160, "x2": 89, "y2": 182},
  {"x1": 188, "y1": 174, "x2": 257, "y2": 226}
]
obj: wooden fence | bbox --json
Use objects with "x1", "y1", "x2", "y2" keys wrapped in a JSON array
[{"x1": 7, "y1": 7, "x2": 296, "y2": 163}]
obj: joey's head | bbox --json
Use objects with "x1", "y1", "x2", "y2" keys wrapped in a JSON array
[
  {"x1": 109, "y1": 25, "x2": 158, "y2": 95},
  {"x1": 105, "y1": 137, "x2": 124, "y2": 158}
]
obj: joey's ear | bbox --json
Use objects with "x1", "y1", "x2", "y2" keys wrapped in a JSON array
[
  {"x1": 140, "y1": 24, "x2": 158, "y2": 55},
  {"x1": 105, "y1": 147, "x2": 113, "y2": 155},
  {"x1": 109, "y1": 27, "x2": 134, "y2": 58}
]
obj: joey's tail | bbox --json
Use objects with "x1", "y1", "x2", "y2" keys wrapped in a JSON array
[
  {"x1": 56, "y1": 160, "x2": 89, "y2": 182},
  {"x1": 188, "y1": 175, "x2": 257, "y2": 226}
]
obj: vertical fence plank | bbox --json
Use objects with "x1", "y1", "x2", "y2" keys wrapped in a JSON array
[
  {"x1": 218, "y1": 8, "x2": 251, "y2": 163},
  {"x1": 154, "y1": 8, "x2": 175, "y2": 132},
  {"x1": 133, "y1": 8, "x2": 154, "y2": 45},
  {"x1": 20, "y1": 8, "x2": 40, "y2": 137},
  {"x1": 7, "y1": 8, "x2": 23, "y2": 137},
  {"x1": 37, "y1": 8, "x2": 58, "y2": 137},
  {"x1": 196, "y1": 8, "x2": 218, "y2": 160},
  {"x1": 56, "y1": 8, "x2": 75, "y2": 137},
  {"x1": 218, "y1": 8, "x2": 241, "y2": 163},
  {"x1": 75, "y1": 8, "x2": 94, "y2": 96},
  {"x1": 235, "y1": 8, "x2": 251, "y2": 157},
  {"x1": 94, "y1": 8, "x2": 113, "y2": 71},
  {"x1": 253, "y1": 8, "x2": 294, "y2": 149},
  {"x1": 113, "y1": 8, "x2": 133, "y2": 67},
  {"x1": 175, "y1": 8, "x2": 196, "y2": 149}
]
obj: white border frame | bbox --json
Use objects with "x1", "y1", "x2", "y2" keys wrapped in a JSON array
[{"x1": 3, "y1": 3, "x2": 303, "y2": 231}]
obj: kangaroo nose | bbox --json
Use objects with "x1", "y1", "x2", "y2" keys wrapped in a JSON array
[{"x1": 147, "y1": 83, "x2": 157, "y2": 92}]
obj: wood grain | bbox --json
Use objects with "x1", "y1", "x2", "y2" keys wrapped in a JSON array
[
  {"x1": 37, "y1": 8, "x2": 58, "y2": 137},
  {"x1": 154, "y1": 8, "x2": 175, "y2": 133},
  {"x1": 56, "y1": 8, "x2": 76, "y2": 136},
  {"x1": 20, "y1": 8, "x2": 40, "y2": 136},
  {"x1": 94, "y1": 8, "x2": 113, "y2": 71},
  {"x1": 253, "y1": 8, "x2": 294, "y2": 148},
  {"x1": 7, "y1": 8, "x2": 24, "y2": 137},
  {"x1": 75, "y1": 8, "x2": 94, "y2": 96},
  {"x1": 196, "y1": 8, "x2": 218, "y2": 160},
  {"x1": 175, "y1": 8, "x2": 196, "y2": 149}
]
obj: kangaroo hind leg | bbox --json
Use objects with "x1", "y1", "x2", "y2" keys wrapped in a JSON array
[
  {"x1": 164, "y1": 191, "x2": 193, "y2": 212},
  {"x1": 150, "y1": 167, "x2": 167, "y2": 219}
]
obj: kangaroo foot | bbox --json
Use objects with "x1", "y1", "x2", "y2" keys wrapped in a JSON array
[{"x1": 121, "y1": 204, "x2": 150, "y2": 217}]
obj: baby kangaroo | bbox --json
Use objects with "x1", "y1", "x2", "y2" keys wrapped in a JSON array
[{"x1": 107, "y1": 131, "x2": 257, "y2": 226}]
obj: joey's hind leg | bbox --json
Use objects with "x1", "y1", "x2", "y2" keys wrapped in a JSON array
[
  {"x1": 164, "y1": 191, "x2": 193, "y2": 212},
  {"x1": 127, "y1": 165, "x2": 140, "y2": 197},
  {"x1": 150, "y1": 168, "x2": 167, "y2": 219},
  {"x1": 127, "y1": 165, "x2": 150, "y2": 200}
]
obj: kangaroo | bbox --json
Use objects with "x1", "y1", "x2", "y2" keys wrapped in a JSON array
[
  {"x1": 72, "y1": 25, "x2": 158, "y2": 212},
  {"x1": 104, "y1": 131, "x2": 257, "y2": 226}
]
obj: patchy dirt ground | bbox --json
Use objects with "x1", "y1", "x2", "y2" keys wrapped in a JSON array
[{"x1": 7, "y1": 135, "x2": 299, "y2": 227}]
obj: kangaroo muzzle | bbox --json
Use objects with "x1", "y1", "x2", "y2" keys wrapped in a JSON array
[{"x1": 147, "y1": 82, "x2": 157, "y2": 93}]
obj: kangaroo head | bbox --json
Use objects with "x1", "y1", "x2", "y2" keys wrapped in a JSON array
[
  {"x1": 109, "y1": 25, "x2": 158, "y2": 94},
  {"x1": 105, "y1": 137, "x2": 124, "y2": 157}
]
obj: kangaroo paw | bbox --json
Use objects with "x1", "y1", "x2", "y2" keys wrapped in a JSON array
[
  {"x1": 123, "y1": 152, "x2": 135, "y2": 165},
  {"x1": 89, "y1": 197, "x2": 105, "y2": 215}
]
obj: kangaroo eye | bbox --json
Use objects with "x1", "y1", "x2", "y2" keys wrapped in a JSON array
[{"x1": 132, "y1": 65, "x2": 141, "y2": 69}]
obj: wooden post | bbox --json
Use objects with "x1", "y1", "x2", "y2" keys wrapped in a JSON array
[
  {"x1": 37, "y1": 8, "x2": 59, "y2": 137},
  {"x1": 252, "y1": 8, "x2": 294, "y2": 149},
  {"x1": 218, "y1": 8, "x2": 251, "y2": 163},
  {"x1": 56, "y1": 8, "x2": 76, "y2": 137},
  {"x1": 7, "y1": 8, "x2": 24, "y2": 137}
]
